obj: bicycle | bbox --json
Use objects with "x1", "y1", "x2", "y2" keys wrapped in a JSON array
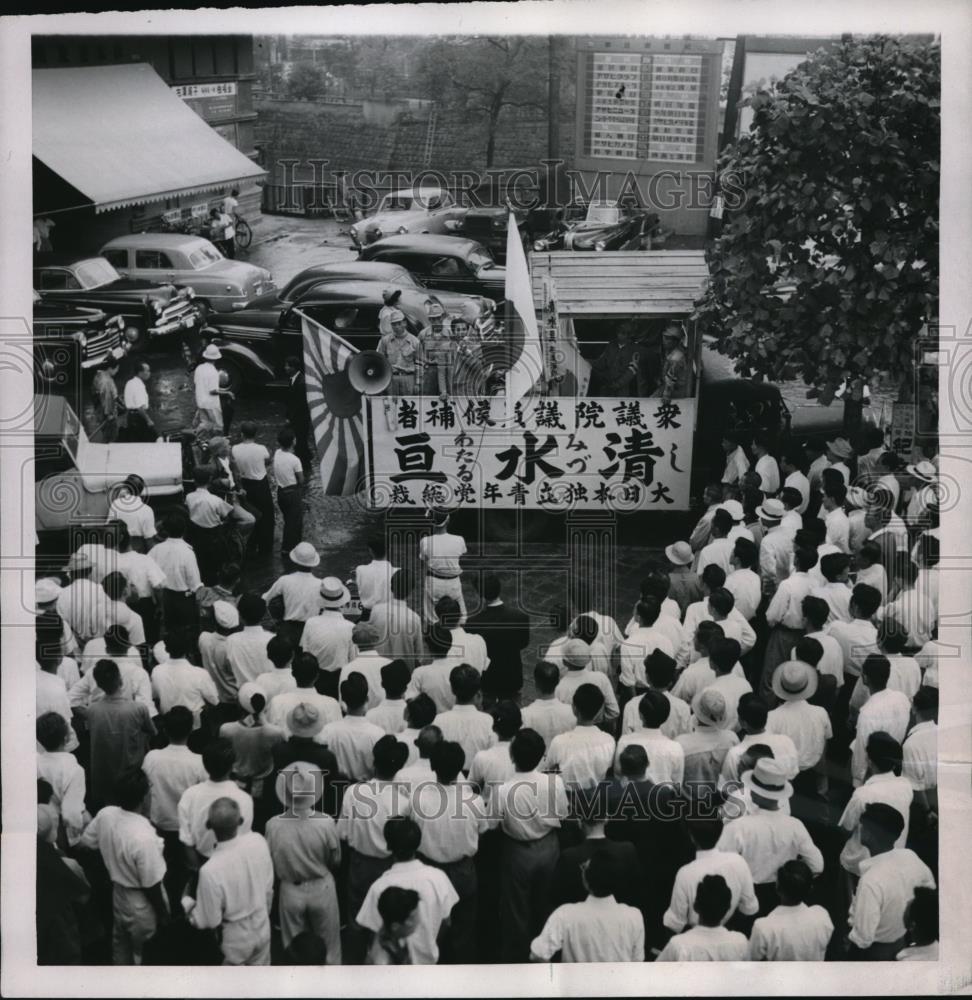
[{"x1": 234, "y1": 214, "x2": 252, "y2": 252}]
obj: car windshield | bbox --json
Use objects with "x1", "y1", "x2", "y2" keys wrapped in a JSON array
[
  {"x1": 188, "y1": 244, "x2": 224, "y2": 269},
  {"x1": 469, "y1": 250, "x2": 495, "y2": 273},
  {"x1": 75, "y1": 258, "x2": 121, "y2": 288},
  {"x1": 379, "y1": 195, "x2": 415, "y2": 213},
  {"x1": 585, "y1": 203, "x2": 622, "y2": 225}
]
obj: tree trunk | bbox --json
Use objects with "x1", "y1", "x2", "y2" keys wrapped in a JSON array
[{"x1": 485, "y1": 95, "x2": 504, "y2": 168}]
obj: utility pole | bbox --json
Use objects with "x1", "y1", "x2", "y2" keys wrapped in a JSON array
[{"x1": 547, "y1": 35, "x2": 561, "y2": 161}]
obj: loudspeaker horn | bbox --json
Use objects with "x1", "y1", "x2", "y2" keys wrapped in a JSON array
[{"x1": 347, "y1": 350, "x2": 392, "y2": 395}]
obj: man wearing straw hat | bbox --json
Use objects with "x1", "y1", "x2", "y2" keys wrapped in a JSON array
[
  {"x1": 756, "y1": 497, "x2": 794, "y2": 597},
  {"x1": 677, "y1": 689, "x2": 739, "y2": 790},
  {"x1": 716, "y1": 757, "x2": 824, "y2": 914},
  {"x1": 825, "y1": 437, "x2": 854, "y2": 485},
  {"x1": 300, "y1": 576, "x2": 355, "y2": 698},
  {"x1": 262, "y1": 541, "x2": 323, "y2": 647},
  {"x1": 664, "y1": 540, "x2": 705, "y2": 616},
  {"x1": 193, "y1": 343, "x2": 231, "y2": 440},
  {"x1": 265, "y1": 761, "x2": 343, "y2": 963},
  {"x1": 902, "y1": 459, "x2": 938, "y2": 534}
]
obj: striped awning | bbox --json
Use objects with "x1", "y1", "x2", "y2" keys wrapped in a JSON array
[{"x1": 33, "y1": 63, "x2": 265, "y2": 214}]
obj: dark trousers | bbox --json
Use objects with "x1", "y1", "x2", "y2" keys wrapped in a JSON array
[
  {"x1": 189, "y1": 523, "x2": 223, "y2": 586},
  {"x1": 499, "y1": 831, "x2": 559, "y2": 963},
  {"x1": 346, "y1": 848, "x2": 393, "y2": 963},
  {"x1": 276, "y1": 485, "x2": 303, "y2": 556},
  {"x1": 292, "y1": 421, "x2": 313, "y2": 468},
  {"x1": 131, "y1": 596, "x2": 160, "y2": 648},
  {"x1": 754, "y1": 881, "x2": 779, "y2": 917},
  {"x1": 161, "y1": 830, "x2": 189, "y2": 907},
  {"x1": 241, "y1": 477, "x2": 275, "y2": 556},
  {"x1": 421, "y1": 854, "x2": 477, "y2": 964},
  {"x1": 161, "y1": 590, "x2": 198, "y2": 634}
]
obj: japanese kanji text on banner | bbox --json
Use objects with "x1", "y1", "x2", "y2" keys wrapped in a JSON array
[{"x1": 366, "y1": 395, "x2": 696, "y2": 511}]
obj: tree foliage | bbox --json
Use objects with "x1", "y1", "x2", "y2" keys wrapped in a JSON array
[
  {"x1": 285, "y1": 62, "x2": 327, "y2": 101},
  {"x1": 694, "y1": 35, "x2": 940, "y2": 401}
]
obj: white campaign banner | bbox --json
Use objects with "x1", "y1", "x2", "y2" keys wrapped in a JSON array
[{"x1": 366, "y1": 395, "x2": 696, "y2": 512}]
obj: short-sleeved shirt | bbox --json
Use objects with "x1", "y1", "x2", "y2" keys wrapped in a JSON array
[
  {"x1": 378, "y1": 332, "x2": 421, "y2": 373},
  {"x1": 149, "y1": 538, "x2": 202, "y2": 594},
  {"x1": 273, "y1": 450, "x2": 303, "y2": 488},
  {"x1": 265, "y1": 812, "x2": 341, "y2": 883},
  {"x1": 109, "y1": 499, "x2": 157, "y2": 540},
  {"x1": 419, "y1": 532, "x2": 466, "y2": 577},
  {"x1": 262, "y1": 572, "x2": 323, "y2": 622},
  {"x1": 116, "y1": 550, "x2": 166, "y2": 599},
  {"x1": 319, "y1": 716, "x2": 385, "y2": 782},
  {"x1": 178, "y1": 779, "x2": 254, "y2": 858},
  {"x1": 749, "y1": 903, "x2": 834, "y2": 961},
  {"x1": 79, "y1": 805, "x2": 165, "y2": 888},
  {"x1": 232, "y1": 441, "x2": 270, "y2": 481},
  {"x1": 187, "y1": 489, "x2": 231, "y2": 529},
  {"x1": 531, "y1": 895, "x2": 645, "y2": 963},
  {"x1": 545, "y1": 726, "x2": 615, "y2": 791},
  {"x1": 124, "y1": 377, "x2": 149, "y2": 410},
  {"x1": 194, "y1": 362, "x2": 220, "y2": 411},
  {"x1": 142, "y1": 743, "x2": 208, "y2": 832}
]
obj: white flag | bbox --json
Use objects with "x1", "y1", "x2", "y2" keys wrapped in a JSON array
[{"x1": 503, "y1": 213, "x2": 544, "y2": 405}]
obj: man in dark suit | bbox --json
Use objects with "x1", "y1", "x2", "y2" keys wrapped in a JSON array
[
  {"x1": 465, "y1": 574, "x2": 530, "y2": 703},
  {"x1": 284, "y1": 356, "x2": 313, "y2": 468}
]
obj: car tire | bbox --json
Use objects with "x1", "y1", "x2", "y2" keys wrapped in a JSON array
[{"x1": 219, "y1": 358, "x2": 245, "y2": 396}]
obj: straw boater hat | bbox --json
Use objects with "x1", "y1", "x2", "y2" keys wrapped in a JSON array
[
  {"x1": 274, "y1": 760, "x2": 325, "y2": 809},
  {"x1": 238, "y1": 681, "x2": 268, "y2": 714},
  {"x1": 664, "y1": 541, "x2": 693, "y2": 566},
  {"x1": 826, "y1": 437, "x2": 853, "y2": 460},
  {"x1": 289, "y1": 542, "x2": 321, "y2": 569},
  {"x1": 286, "y1": 702, "x2": 326, "y2": 740},
  {"x1": 719, "y1": 500, "x2": 745, "y2": 523},
  {"x1": 905, "y1": 460, "x2": 937, "y2": 484},
  {"x1": 353, "y1": 622, "x2": 380, "y2": 649},
  {"x1": 35, "y1": 578, "x2": 62, "y2": 606},
  {"x1": 771, "y1": 660, "x2": 818, "y2": 702},
  {"x1": 213, "y1": 600, "x2": 239, "y2": 629},
  {"x1": 320, "y1": 576, "x2": 350, "y2": 609},
  {"x1": 755, "y1": 497, "x2": 786, "y2": 522},
  {"x1": 692, "y1": 689, "x2": 729, "y2": 729},
  {"x1": 742, "y1": 758, "x2": 793, "y2": 803},
  {"x1": 562, "y1": 638, "x2": 592, "y2": 669},
  {"x1": 202, "y1": 344, "x2": 222, "y2": 361}
]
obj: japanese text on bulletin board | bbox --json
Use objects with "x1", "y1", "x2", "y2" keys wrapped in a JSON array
[{"x1": 366, "y1": 395, "x2": 696, "y2": 511}]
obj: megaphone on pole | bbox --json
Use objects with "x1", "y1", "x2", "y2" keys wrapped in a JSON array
[{"x1": 321, "y1": 350, "x2": 393, "y2": 418}]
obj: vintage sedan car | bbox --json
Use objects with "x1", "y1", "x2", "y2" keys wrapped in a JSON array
[
  {"x1": 100, "y1": 233, "x2": 274, "y2": 313},
  {"x1": 532, "y1": 200, "x2": 661, "y2": 252},
  {"x1": 200, "y1": 280, "x2": 493, "y2": 391},
  {"x1": 33, "y1": 255, "x2": 200, "y2": 345},
  {"x1": 33, "y1": 290, "x2": 125, "y2": 385},
  {"x1": 348, "y1": 187, "x2": 466, "y2": 248},
  {"x1": 358, "y1": 234, "x2": 507, "y2": 303}
]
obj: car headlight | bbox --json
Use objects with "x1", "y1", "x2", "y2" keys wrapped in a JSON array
[
  {"x1": 594, "y1": 240, "x2": 606, "y2": 251},
  {"x1": 125, "y1": 326, "x2": 140, "y2": 343},
  {"x1": 225, "y1": 284, "x2": 234, "y2": 291},
  {"x1": 77, "y1": 333, "x2": 87, "y2": 348},
  {"x1": 396, "y1": 225, "x2": 409, "y2": 234}
]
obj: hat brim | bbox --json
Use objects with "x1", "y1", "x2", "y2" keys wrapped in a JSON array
[
  {"x1": 691, "y1": 694, "x2": 729, "y2": 729},
  {"x1": 755, "y1": 505, "x2": 783, "y2": 521},
  {"x1": 664, "y1": 544, "x2": 693, "y2": 566},
  {"x1": 771, "y1": 663, "x2": 818, "y2": 702},
  {"x1": 905, "y1": 464, "x2": 936, "y2": 483},
  {"x1": 274, "y1": 766, "x2": 325, "y2": 807},
  {"x1": 202, "y1": 348, "x2": 222, "y2": 360},
  {"x1": 742, "y1": 769, "x2": 793, "y2": 801},
  {"x1": 290, "y1": 547, "x2": 321, "y2": 568},
  {"x1": 321, "y1": 585, "x2": 350, "y2": 608}
]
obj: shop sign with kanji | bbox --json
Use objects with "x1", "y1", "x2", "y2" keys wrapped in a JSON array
[{"x1": 366, "y1": 395, "x2": 696, "y2": 511}]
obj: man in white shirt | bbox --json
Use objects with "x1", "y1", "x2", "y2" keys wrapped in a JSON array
[
  {"x1": 544, "y1": 615, "x2": 613, "y2": 677},
  {"x1": 405, "y1": 624, "x2": 463, "y2": 714},
  {"x1": 436, "y1": 595, "x2": 489, "y2": 674},
  {"x1": 185, "y1": 798, "x2": 274, "y2": 965},
  {"x1": 841, "y1": 732, "x2": 914, "y2": 876},
  {"x1": 779, "y1": 487, "x2": 803, "y2": 538},
  {"x1": 720, "y1": 432, "x2": 751, "y2": 489},
  {"x1": 530, "y1": 850, "x2": 644, "y2": 963},
  {"x1": 79, "y1": 770, "x2": 169, "y2": 964},
  {"x1": 752, "y1": 431, "x2": 780, "y2": 496},
  {"x1": 701, "y1": 637, "x2": 752, "y2": 731},
  {"x1": 468, "y1": 701, "x2": 519, "y2": 800},
  {"x1": 355, "y1": 534, "x2": 397, "y2": 612},
  {"x1": 811, "y1": 552, "x2": 854, "y2": 624},
  {"x1": 493, "y1": 729, "x2": 569, "y2": 961},
  {"x1": 722, "y1": 694, "x2": 799, "y2": 783},
  {"x1": 850, "y1": 656, "x2": 912, "y2": 786},
  {"x1": 657, "y1": 874, "x2": 750, "y2": 961},
  {"x1": 828, "y1": 582, "x2": 882, "y2": 692},
  {"x1": 614, "y1": 688, "x2": 684, "y2": 785},
  {"x1": 122, "y1": 361, "x2": 157, "y2": 441},
  {"x1": 825, "y1": 437, "x2": 853, "y2": 485},
  {"x1": 365, "y1": 658, "x2": 410, "y2": 735},
  {"x1": 356, "y1": 816, "x2": 459, "y2": 965},
  {"x1": 689, "y1": 485, "x2": 724, "y2": 553},
  {"x1": 696, "y1": 508, "x2": 735, "y2": 577},
  {"x1": 780, "y1": 446, "x2": 811, "y2": 514},
  {"x1": 902, "y1": 687, "x2": 938, "y2": 799},
  {"x1": 192, "y1": 343, "x2": 226, "y2": 438},
  {"x1": 433, "y1": 665, "x2": 496, "y2": 773},
  {"x1": 225, "y1": 594, "x2": 275, "y2": 687},
  {"x1": 177, "y1": 738, "x2": 254, "y2": 865},
  {"x1": 760, "y1": 549, "x2": 816, "y2": 699},
  {"x1": 149, "y1": 513, "x2": 202, "y2": 628},
  {"x1": 846, "y1": 802, "x2": 935, "y2": 959},
  {"x1": 262, "y1": 542, "x2": 323, "y2": 644},
  {"x1": 301, "y1": 578, "x2": 356, "y2": 697},
  {"x1": 766, "y1": 661, "x2": 833, "y2": 774},
  {"x1": 419, "y1": 509, "x2": 467, "y2": 623},
  {"x1": 109, "y1": 475, "x2": 158, "y2": 551},
  {"x1": 56, "y1": 551, "x2": 111, "y2": 646},
  {"x1": 797, "y1": 596, "x2": 845, "y2": 689},
  {"x1": 150, "y1": 630, "x2": 219, "y2": 729},
  {"x1": 822, "y1": 481, "x2": 851, "y2": 553},
  {"x1": 749, "y1": 859, "x2": 834, "y2": 960},
  {"x1": 622, "y1": 649, "x2": 692, "y2": 739},
  {"x1": 726, "y1": 538, "x2": 762, "y2": 622},
  {"x1": 339, "y1": 622, "x2": 391, "y2": 712},
  {"x1": 231, "y1": 422, "x2": 274, "y2": 557},
  {"x1": 545, "y1": 685, "x2": 615, "y2": 792},
  {"x1": 320, "y1": 673, "x2": 386, "y2": 782},
  {"x1": 266, "y1": 654, "x2": 342, "y2": 738},
  {"x1": 717, "y1": 759, "x2": 824, "y2": 909},
  {"x1": 806, "y1": 441, "x2": 828, "y2": 493},
  {"x1": 36, "y1": 712, "x2": 87, "y2": 844},
  {"x1": 553, "y1": 639, "x2": 620, "y2": 722},
  {"x1": 371, "y1": 569, "x2": 426, "y2": 668},
  {"x1": 757, "y1": 498, "x2": 795, "y2": 597},
  {"x1": 619, "y1": 597, "x2": 675, "y2": 693},
  {"x1": 521, "y1": 661, "x2": 577, "y2": 749}
]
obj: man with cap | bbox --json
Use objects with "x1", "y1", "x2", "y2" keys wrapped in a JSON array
[
  {"x1": 378, "y1": 307, "x2": 422, "y2": 396},
  {"x1": 269, "y1": 697, "x2": 342, "y2": 818},
  {"x1": 300, "y1": 577, "x2": 356, "y2": 698},
  {"x1": 419, "y1": 507, "x2": 467, "y2": 624},
  {"x1": 262, "y1": 542, "x2": 323, "y2": 647},
  {"x1": 766, "y1": 660, "x2": 833, "y2": 784},
  {"x1": 721, "y1": 498, "x2": 755, "y2": 545},
  {"x1": 185, "y1": 797, "x2": 274, "y2": 965},
  {"x1": 544, "y1": 614, "x2": 613, "y2": 677},
  {"x1": 716, "y1": 758, "x2": 824, "y2": 913},
  {"x1": 193, "y1": 343, "x2": 229, "y2": 440},
  {"x1": 340, "y1": 622, "x2": 392, "y2": 711},
  {"x1": 418, "y1": 300, "x2": 455, "y2": 396},
  {"x1": 677, "y1": 689, "x2": 739, "y2": 790},
  {"x1": 665, "y1": 540, "x2": 705, "y2": 616},
  {"x1": 553, "y1": 638, "x2": 620, "y2": 722},
  {"x1": 198, "y1": 600, "x2": 241, "y2": 721},
  {"x1": 655, "y1": 322, "x2": 690, "y2": 400},
  {"x1": 265, "y1": 762, "x2": 343, "y2": 962},
  {"x1": 90, "y1": 347, "x2": 126, "y2": 442},
  {"x1": 825, "y1": 437, "x2": 854, "y2": 485},
  {"x1": 757, "y1": 497, "x2": 794, "y2": 597},
  {"x1": 57, "y1": 551, "x2": 111, "y2": 647}
]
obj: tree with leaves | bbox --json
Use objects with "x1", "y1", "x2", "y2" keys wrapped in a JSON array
[
  {"x1": 415, "y1": 37, "x2": 549, "y2": 166},
  {"x1": 695, "y1": 35, "x2": 939, "y2": 416},
  {"x1": 286, "y1": 62, "x2": 327, "y2": 102}
]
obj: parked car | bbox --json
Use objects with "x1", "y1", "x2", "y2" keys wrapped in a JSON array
[
  {"x1": 532, "y1": 200, "x2": 662, "y2": 252},
  {"x1": 34, "y1": 393, "x2": 186, "y2": 552},
  {"x1": 32, "y1": 291, "x2": 125, "y2": 388},
  {"x1": 267, "y1": 260, "x2": 496, "y2": 331},
  {"x1": 99, "y1": 233, "x2": 274, "y2": 314},
  {"x1": 358, "y1": 234, "x2": 507, "y2": 303},
  {"x1": 349, "y1": 187, "x2": 466, "y2": 248},
  {"x1": 33, "y1": 255, "x2": 200, "y2": 346},
  {"x1": 200, "y1": 280, "x2": 493, "y2": 391}
]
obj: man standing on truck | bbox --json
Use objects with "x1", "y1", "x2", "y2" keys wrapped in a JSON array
[
  {"x1": 657, "y1": 323, "x2": 690, "y2": 401},
  {"x1": 419, "y1": 302, "x2": 455, "y2": 397},
  {"x1": 591, "y1": 324, "x2": 644, "y2": 397},
  {"x1": 378, "y1": 311, "x2": 422, "y2": 396}
]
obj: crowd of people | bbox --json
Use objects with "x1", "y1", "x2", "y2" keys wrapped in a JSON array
[{"x1": 33, "y1": 418, "x2": 942, "y2": 966}]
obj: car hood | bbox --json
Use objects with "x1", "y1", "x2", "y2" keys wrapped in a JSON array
[
  {"x1": 358, "y1": 210, "x2": 430, "y2": 233},
  {"x1": 34, "y1": 302, "x2": 107, "y2": 323},
  {"x1": 197, "y1": 259, "x2": 272, "y2": 284},
  {"x1": 79, "y1": 441, "x2": 183, "y2": 495},
  {"x1": 99, "y1": 278, "x2": 185, "y2": 301},
  {"x1": 205, "y1": 303, "x2": 285, "y2": 330}
]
